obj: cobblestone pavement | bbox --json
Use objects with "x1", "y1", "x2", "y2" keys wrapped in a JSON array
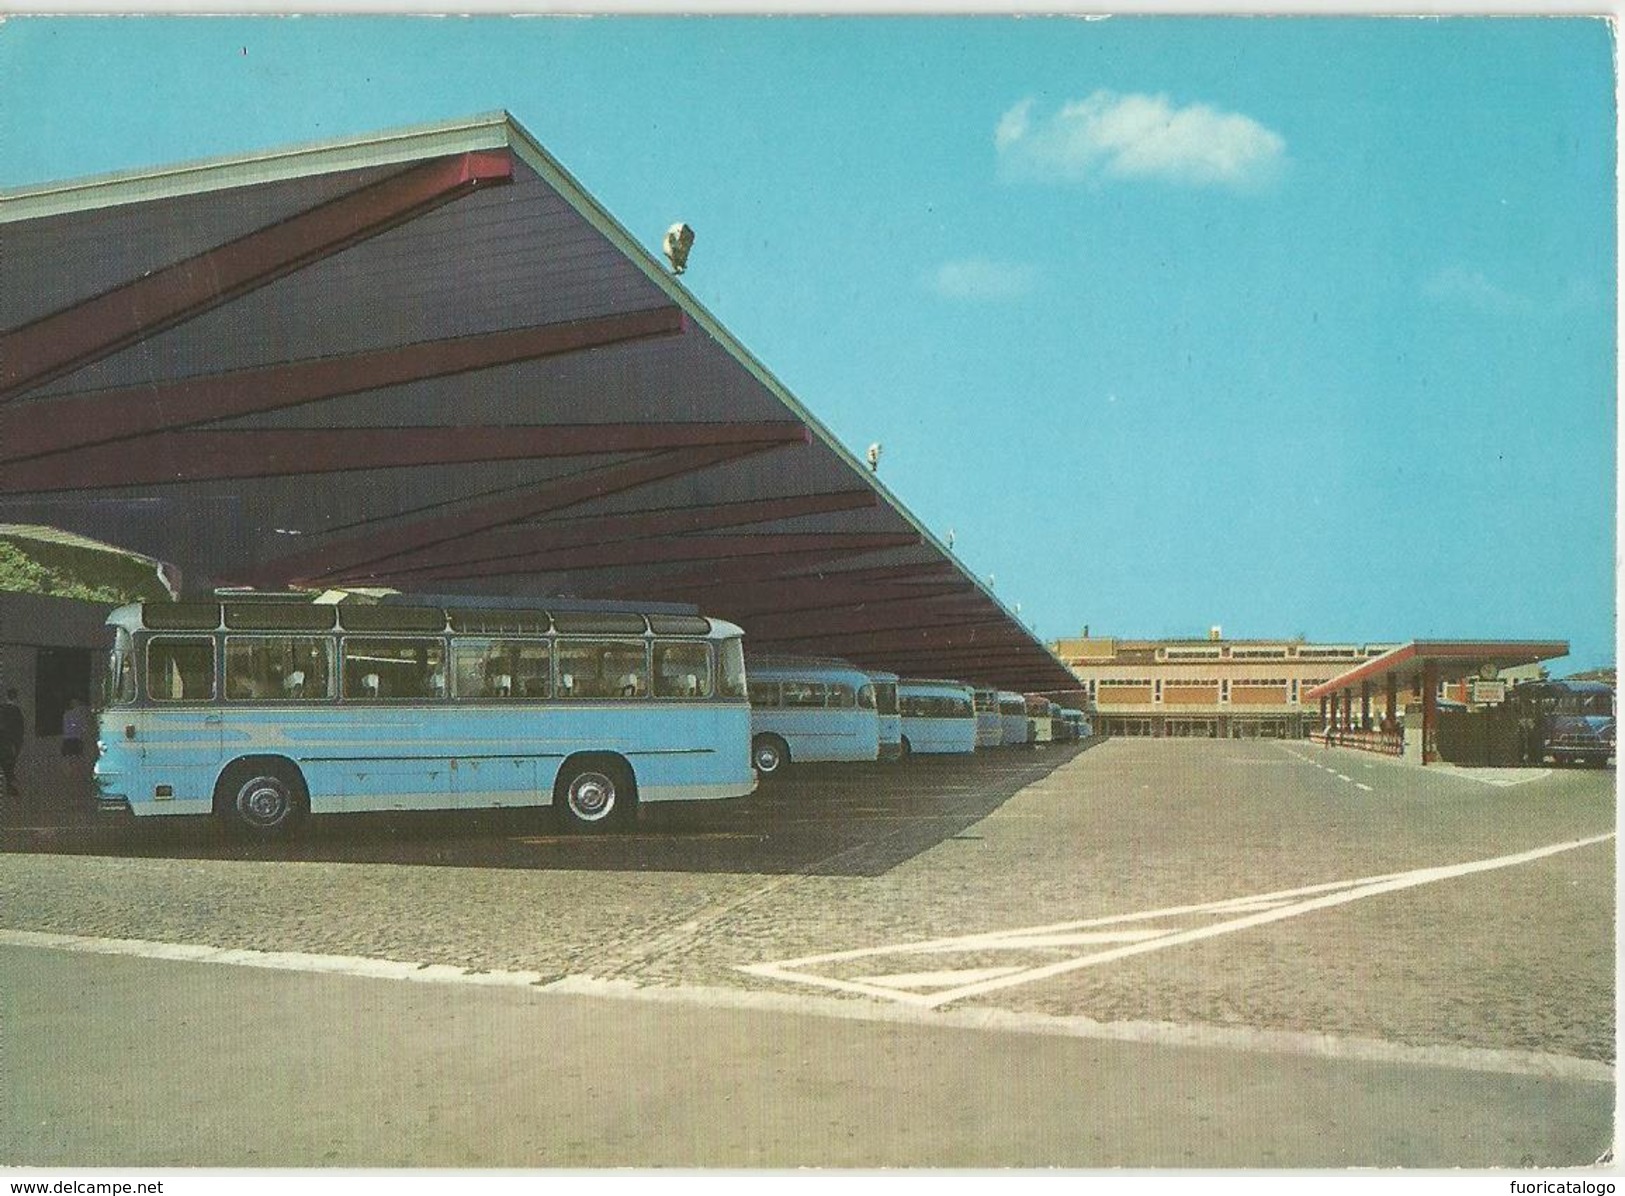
[{"x1": 0, "y1": 738, "x2": 1613, "y2": 1063}]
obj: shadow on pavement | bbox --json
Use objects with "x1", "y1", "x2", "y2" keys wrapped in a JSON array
[{"x1": 0, "y1": 742, "x2": 1097, "y2": 878}]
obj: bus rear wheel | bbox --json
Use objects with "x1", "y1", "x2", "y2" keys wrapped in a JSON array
[
  {"x1": 216, "y1": 758, "x2": 307, "y2": 841},
  {"x1": 752, "y1": 734, "x2": 788, "y2": 776},
  {"x1": 555, "y1": 755, "x2": 634, "y2": 833}
]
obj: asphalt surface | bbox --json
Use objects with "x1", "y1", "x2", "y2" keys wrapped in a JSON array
[
  {"x1": 0, "y1": 737, "x2": 1615, "y2": 1167},
  {"x1": 4, "y1": 942, "x2": 1609, "y2": 1169}
]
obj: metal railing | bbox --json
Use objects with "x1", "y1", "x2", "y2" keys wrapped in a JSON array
[{"x1": 1312, "y1": 728, "x2": 1403, "y2": 756}]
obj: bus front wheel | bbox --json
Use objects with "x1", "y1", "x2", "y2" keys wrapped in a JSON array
[
  {"x1": 216, "y1": 758, "x2": 308, "y2": 841},
  {"x1": 555, "y1": 756, "x2": 634, "y2": 832},
  {"x1": 752, "y1": 735, "x2": 788, "y2": 776}
]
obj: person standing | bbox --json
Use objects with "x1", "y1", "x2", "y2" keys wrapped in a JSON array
[
  {"x1": 61, "y1": 696, "x2": 90, "y2": 775},
  {"x1": 0, "y1": 688, "x2": 24, "y2": 801}
]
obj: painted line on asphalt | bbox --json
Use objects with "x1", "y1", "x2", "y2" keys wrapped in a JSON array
[
  {"x1": 739, "y1": 832, "x2": 1615, "y2": 1011},
  {"x1": 0, "y1": 928, "x2": 1611, "y2": 1084},
  {"x1": 1437, "y1": 766, "x2": 1556, "y2": 788}
]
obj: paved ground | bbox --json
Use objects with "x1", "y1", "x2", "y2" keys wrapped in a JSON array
[
  {"x1": 3, "y1": 942, "x2": 1609, "y2": 1169},
  {"x1": 0, "y1": 737, "x2": 1614, "y2": 1167}
]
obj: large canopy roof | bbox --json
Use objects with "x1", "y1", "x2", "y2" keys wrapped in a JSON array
[{"x1": 0, "y1": 112, "x2": 1077, "y2": 692}]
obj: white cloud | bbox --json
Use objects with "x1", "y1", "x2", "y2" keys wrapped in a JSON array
[
  {"x1": 996, "y1": 91, "x2": 1286, "y2": 191},
  {"x1": 1422, "y1": 266, "x2": 1535, "y2": 317},
  {"x1": 928, "y1": 257, "x2": 1038, "y2": 301}
]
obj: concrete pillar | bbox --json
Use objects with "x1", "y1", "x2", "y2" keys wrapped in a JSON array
[
  {"x1": 1386, "y1": 673, "x2": 1398, "y2": 725},
  {"x1": 1422, "y1": 662, "x2": 1439, "y2": 765},
  {"x1": 1360, "y1": 680, "x2": 1371, "y2": 730}
]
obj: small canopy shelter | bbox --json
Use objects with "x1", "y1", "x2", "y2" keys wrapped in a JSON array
[{"x1": 1305, "y1": 640, "x2": 1568, "y2": 763}]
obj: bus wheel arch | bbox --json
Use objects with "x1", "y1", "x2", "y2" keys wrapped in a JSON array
[
  {"x1": 215, "y1": 756, "x2": 309, "y2": 840},
  {"x1": 555, "y1": 753, "x2": 636, "y2": 832},
  {"x1": 751, "y1": 734, "x2": 789, "y2": 776}
]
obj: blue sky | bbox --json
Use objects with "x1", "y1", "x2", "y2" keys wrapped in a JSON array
[{"x1": 0, "y1": 16, "x2": 1615, "y2": 670}]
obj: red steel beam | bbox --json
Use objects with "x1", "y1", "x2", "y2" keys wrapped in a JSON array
[
  {"x1": 757, "y1": 622, "x2": 1034, "y2": 655},
  {"x1": 742, "y1": 600, "x2": 999, "y2": 644},
  {"x1": 780, "y1": 562, "x2": 964, "y2": 586},
  {"x1": 660, "y1": 567, "x2": 966, "y2": 606},
  {"x1": 1, "y1": 151, "x2": 515, "y2": 399},
  {"x1": 254, "y1": 437, "x2": 804, "y2": 586},
  {"x1": 597, "y1": 548, "x2": 935, "y2": 599},
  {"x1": 705, "y1": 580, "x2": 973, "y2": 622},
  {"x1": 1, "y1": 420, "x2": 809, "y2": 493},
  {"x1": 384, "y1": 532, "x2": 922, "y2": 584},
  {"x1": 854, "y1": 644, "x2": 1056, "y2": 667},
  {"x1": 373, "y1": 490, "x2": 878, "y2": 578},
  {"x1": 659, "y1": 559, "x2": 959, "y2": 600},
  {"x1": 1, "y1": 306, "x2": 685, "y2": 464}
]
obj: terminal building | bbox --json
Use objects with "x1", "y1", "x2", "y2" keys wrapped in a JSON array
[
  {"x1": 1052, "y1": 628, "x2": 1565, "y2": 746},
  {"x1": 1051, "y1": 629, "x2": 1403, "y2": 740}
]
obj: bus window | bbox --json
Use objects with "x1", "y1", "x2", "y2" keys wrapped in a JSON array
[
  {"x1": 343, "y1": 638, "x2": 445, "y2": 700},
  {"x1": 828, "y1": 682, "x2": 857, "y2": 709},
  {"x1": 718, "y1": 639, "x2": 747, "y2": 699},
  {"x1": 226, "y1": 637, "x2": 334, "y2": 700},
  {"x1": 106, "y1": 628, "x2": 136, "y2": 706},
  {"x1": 146, "y1": 637, "x2": 216, "y2": 701},
  {"x1": 452, "y1": 640, "x2": 551, "y2": 700},
  {"x1": 858, "y1": 683, "x2": 877, "y2": 710},
  {"x1": 556, "y1": 640, "x2": 649, "y2": 699},
  {"x1": 654, "y1": 642, "x2": 712, "y2": 698},
  {"x1": 782, "y1": 681, "x2": 827, "y2": 707},
  {"x1": 749, "y1": 680, "x2": 781, "y2": 708}
]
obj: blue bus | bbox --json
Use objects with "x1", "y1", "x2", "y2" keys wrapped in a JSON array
[
  {"x1": 94, "y1": 599, "x2": 755, "y2": 837},
  {"x1": 972, "y1": 688, "x2": 1004, "y2": 749},
  {"x1": 898, "y1": 679, "x2": 978, "y2": 756},
  {"x1": 999, "y1": 691, "x2": 1030, "y2": 745},
  {"x1": 1509, "y1": 679, "x2": 1615, "y2": 767},
  {"x1": 745, "y1": 655, "x2": 880, "y2": 774},
  {"x1": 868, "y1": 669, "x2": 904, "y2": 761}
]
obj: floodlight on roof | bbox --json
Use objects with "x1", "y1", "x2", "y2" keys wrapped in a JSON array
[{"x1": 663, "y1": 222, "x2": 695, "y2": 274}]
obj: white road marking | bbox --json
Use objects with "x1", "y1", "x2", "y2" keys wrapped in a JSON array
[
  {"x1": 739, "y1": 832, "x2": 1615, "y2": 1010},
  {"x1": 856, "y1": 967, "x2": 1027, "y2": 989},
  {"x1": 0, "y1": 925, "x2": 1611, "y2": 1084},
  {"x1": 1356, "y1": 783, "x2": 1374, "y2": 792},
  {"x1": 0, "y1": 929, "x2": 553, "y2": 987},
  {"x1": 1439, "y1": 766, "x2": 1555, "y2": 788}
]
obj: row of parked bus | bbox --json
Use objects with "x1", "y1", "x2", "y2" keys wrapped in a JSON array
[
  {"x1": 745, "y1": 653, "x2": 1090, "y2": 776},
  {"x1": 89, "y1": 600, "x2": 1089, "y2": 839}
]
